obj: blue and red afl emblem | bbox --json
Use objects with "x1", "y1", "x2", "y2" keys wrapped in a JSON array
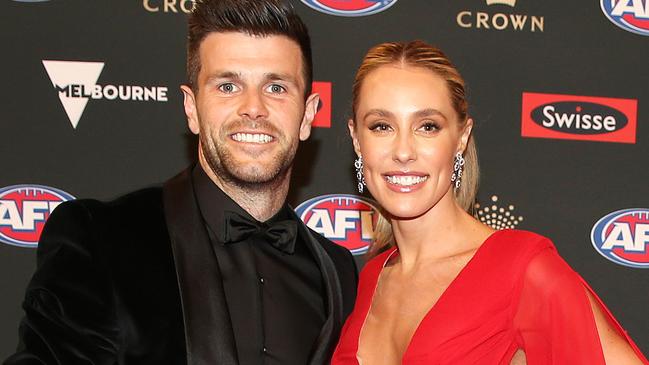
[
  {"x1": 0, "y1": 184, "x2": 75, "y2": 248},
  {"x1": 300, "y1": 0, "x2": 397, "y2": 17},
  {"x1": 296, "y1": 194, "x2": 379, "y2": 255},
  {"x1": 591, "y1": 208, "x2": 649, "y2": 268},
  {"x1": 601, "y1": 0, "x2": 649, "y2": 36}
]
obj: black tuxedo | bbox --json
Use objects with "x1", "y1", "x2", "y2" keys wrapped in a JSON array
[{"x1": 4, "y1": 168, "x2": 358, "y2": 365}]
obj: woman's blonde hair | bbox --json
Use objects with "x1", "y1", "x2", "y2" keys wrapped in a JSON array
[{"x1": 350, "y1": 40, "x2": 479, "y2": 258}]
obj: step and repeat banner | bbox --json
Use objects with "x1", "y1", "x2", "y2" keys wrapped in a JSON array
[{"x1": 1, "y1": 0, "x2": 647, "y2": 357}]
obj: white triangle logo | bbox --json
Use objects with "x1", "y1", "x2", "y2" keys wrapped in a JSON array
[{"x1": 42, "y1": 60, "x2": 105, "y2": 129}]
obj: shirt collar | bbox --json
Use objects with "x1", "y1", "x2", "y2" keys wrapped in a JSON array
[{"x1": 191, "y1": 164, "x2": 294, "y2": 243}]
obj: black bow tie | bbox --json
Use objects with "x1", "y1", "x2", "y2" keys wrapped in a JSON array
[{"x1": 220, "y1": 210, "x2": 298, "y2": 255}]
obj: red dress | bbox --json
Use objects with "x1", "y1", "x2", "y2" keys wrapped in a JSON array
[{"x1": 332, "y1": 229, "x2": 649, "y2": 364}]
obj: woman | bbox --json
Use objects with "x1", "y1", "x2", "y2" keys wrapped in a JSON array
[{"x1": 331, "y1": 41, "x2": 648, "y2": 364}]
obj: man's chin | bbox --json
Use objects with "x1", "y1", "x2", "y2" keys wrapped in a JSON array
[{"x1": 224, "y1": 164, "x2": 288, "y2": 186}]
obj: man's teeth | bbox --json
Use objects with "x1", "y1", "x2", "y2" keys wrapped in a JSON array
[
  {"x1": 231, "y1": 133, "x2": 273, "y2": 143},
  {"x1": 386, "y1": 175, "x2": 428, "y2": 186}
]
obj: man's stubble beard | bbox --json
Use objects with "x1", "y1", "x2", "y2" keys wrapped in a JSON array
[{"x1": 200, "y1": 127, "x2": 298, "y2": 192}]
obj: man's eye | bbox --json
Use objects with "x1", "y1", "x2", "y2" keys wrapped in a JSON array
[
  {"x1": 369, "y1": 122, "x2": 391, "y2": 132},
  {"x1": 266, "y1": 84, "x2": 286, "y2": 93},
  {"x1": 218, "y1": 83, "x2": 239, "y2": 93}
]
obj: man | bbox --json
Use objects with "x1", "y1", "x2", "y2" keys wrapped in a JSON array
[{"x1": 4, "y1": 1, "x2": 357, "y2": 364}]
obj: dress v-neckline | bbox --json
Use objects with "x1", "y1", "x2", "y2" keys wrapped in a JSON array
[{"x1": 356, "y1": 229, "x2": 504, "y2": 364}]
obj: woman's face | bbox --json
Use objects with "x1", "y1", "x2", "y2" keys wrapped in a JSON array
[{"x1": 349, "y1": 64, "x2": 472, "y2": 219}]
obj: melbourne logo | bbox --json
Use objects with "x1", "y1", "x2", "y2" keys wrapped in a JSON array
[
  {"x1": 521, "y1": 92, "x2": 637, "y2": 143},
  {"x1": 296, "y1": 194, "x2": 378, "y2": 255},
  {"x1": 601, "y1": 0, "x2": 649, "y2": 36},
  {"x1": 457, "y1": 0, "x2": 545, "y2": 32},
  {"x1": 300, "y1": 0, "x2": 397, "y2": 17},
  {"x1": 42, "y1": 60, "x2": 169, "y2": 129},
  {"x1": 0, "y1": 185, "x2": 75, "y2": 248},
  {"x1": 591, "y1": 208, "x2": 649, "y2": 268}
]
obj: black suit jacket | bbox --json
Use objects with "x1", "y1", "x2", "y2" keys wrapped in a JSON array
[{"x1": 4, "y1": 169, "x2": 358, "y2": 365}]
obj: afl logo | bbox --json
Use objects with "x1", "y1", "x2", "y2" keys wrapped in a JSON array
[
  {"x1": 300, "y1": 0, "x2": 397, "y2": 17},
  {"x1": 0, "y1": 185, "x2": 75, "y2": 248},
  {"x1": 601, "y1": 0, "x2": 649, "y2": 36},
  {"x1": 591, "y1": 208, "x2": 649, "y2": 268},
  {"x1": 296, "y1": 194, "x2": 378, "y2": 255}
]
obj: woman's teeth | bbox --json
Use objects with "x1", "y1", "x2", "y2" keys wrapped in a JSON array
[{"x1": 386, "y1": 175, "x2": 428, "y2": 186}]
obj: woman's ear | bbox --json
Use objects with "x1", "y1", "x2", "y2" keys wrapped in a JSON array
[
  {"x1": 348, "y1": 118, "x2": 361, "y2": 156},
  {"x1": 458, "y1": 118, "x2": 474, "y2": 153}
]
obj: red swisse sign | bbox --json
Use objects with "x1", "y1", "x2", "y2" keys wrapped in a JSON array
[
  {"x1": 521, "y1": 92, "x2": 637, "y2": 144},
  {"x1": 312, "y1": 81, "x2": 332, "y2": 128}
]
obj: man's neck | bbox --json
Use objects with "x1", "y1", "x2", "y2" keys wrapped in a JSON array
[{"x1": 199, "y1": 160, "x2": 290, "y2": 222}]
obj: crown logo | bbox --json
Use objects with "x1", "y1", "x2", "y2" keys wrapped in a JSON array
[
  {"x1": 486, "y1": 0, "x2": 517, "y2": 7},
  {"x1": 474, "y1": 195, "x2": 524, "y2": 230}
]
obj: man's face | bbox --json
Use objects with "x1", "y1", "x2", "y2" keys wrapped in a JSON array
[{"x1": 182, "y1": 32, "x2": 318, "y2": 189}]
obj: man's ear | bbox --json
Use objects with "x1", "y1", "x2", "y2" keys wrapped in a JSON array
[
  {"x1": 180, "y1": 85, "x2": 199, "y2": 135},
  {"x1": 299, "y1": 93, "x2": 320, "y2": 141},
  {"x1": 458, "y1": 118, "x2": 474, "y2": 154},
  {"x1": 348, "y1": 118, "x2": 361, "y2": 156}
]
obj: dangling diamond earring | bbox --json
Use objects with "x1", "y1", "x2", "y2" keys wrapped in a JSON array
[
  {"x1": 451, "y1": 152, "x2": 465, "y2": 191},
  {"x1": 354, "y1": 155, "x2": 366, "y2": 193}
]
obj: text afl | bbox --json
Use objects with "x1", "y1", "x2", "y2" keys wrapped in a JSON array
[
  {"x1": 295, "y1": 194, "x2": 379, "y2": 255},
  {"x1": 591, "y1": 208, "x2": 649, "y2": 269},
  {"x1": 0, "y1": 185, "x2": 75, "y2": 248}
]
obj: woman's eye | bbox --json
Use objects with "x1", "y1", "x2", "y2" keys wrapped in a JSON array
[
  {"x1": 218, "y1": 83, "x2": 239, "y2": 93},
  {"x1": 266, "y1": 84, "x2": 286, "y2": 93},
  {"x1": 419, "y1": 122, "x2": 440, "y2": 132}
]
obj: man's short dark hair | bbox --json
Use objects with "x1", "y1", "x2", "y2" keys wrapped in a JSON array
[{"x1": 187, "y1": 0, "x2": 313, "y2": 97}]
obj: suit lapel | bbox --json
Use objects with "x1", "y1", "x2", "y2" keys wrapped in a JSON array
[
  {"x1": 290, "y1": 209, "x2": 344, "y2": 365},
  {"x1": 163, "y1": 169, "x2": 239, "y2": 365}
]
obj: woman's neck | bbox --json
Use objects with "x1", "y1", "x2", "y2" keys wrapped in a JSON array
[{"x1": 390, "y1": 193, "x2": 492, "y2": 271}]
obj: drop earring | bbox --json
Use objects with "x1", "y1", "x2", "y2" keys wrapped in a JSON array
[
  {"x1": 355, "y1": 155, "x2": 366, "y2": 193},
  {"x1": 451, "y1": 152, "x2": 465, "y2": 191}
]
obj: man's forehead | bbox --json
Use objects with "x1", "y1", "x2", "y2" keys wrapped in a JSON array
[
  {"x1": 199, "y1": 32, "x2": 301, "y2": 59},
  {"x1": 197, "y1": 32, "x2": 305, "y2": 84}
]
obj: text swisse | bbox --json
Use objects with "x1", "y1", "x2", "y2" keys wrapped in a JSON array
[
  {"x1": 521, "y1": 92, "x2": 637, "y2": 143},
  {"x1": 531, "y1": 102, "x2": 627, "y2": 134}
]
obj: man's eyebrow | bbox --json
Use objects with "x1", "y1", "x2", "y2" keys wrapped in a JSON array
[
  {"x1": 265, "y1": 72, "x2": 299, "y2": 85},
  {"x1": 205, "y1": 71, "x2": 242, "y2": 84}
]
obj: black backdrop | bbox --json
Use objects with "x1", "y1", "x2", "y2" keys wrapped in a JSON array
[{"x1": 1, "y1": 0, "x2": 647, "y2": 358}]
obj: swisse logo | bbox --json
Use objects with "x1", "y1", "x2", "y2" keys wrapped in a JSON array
[
  {"x1": 591, "y1": 209, "x2": 649, "y2": 269},
  {"x1": 521, "y1": 92, "x2": 637, "y2": 143},
  {"x1": 143, "y1": 0, "x2": 195, "y2": 13},
  {"x1": 0, "y1": 185, "x2": 75, "y2": 248},
  {"x1": 300, "y1": 0, "x2": 397, "y2": 17},
  {"x1": 601, "y1": 0, "x2": 649, "y2": 36},
  {"x1": 295, "y1": 194, "x2": 378, "y2": 255},
  {"x1": 532, "y1": 102, "x2": 627, "y2": 134},
  {"x1": 43, "y1": 60, "x2": 169, "y2": 129},
  {"x1": 457, "y1": 0, "x2": 544, "y2": 32}
]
